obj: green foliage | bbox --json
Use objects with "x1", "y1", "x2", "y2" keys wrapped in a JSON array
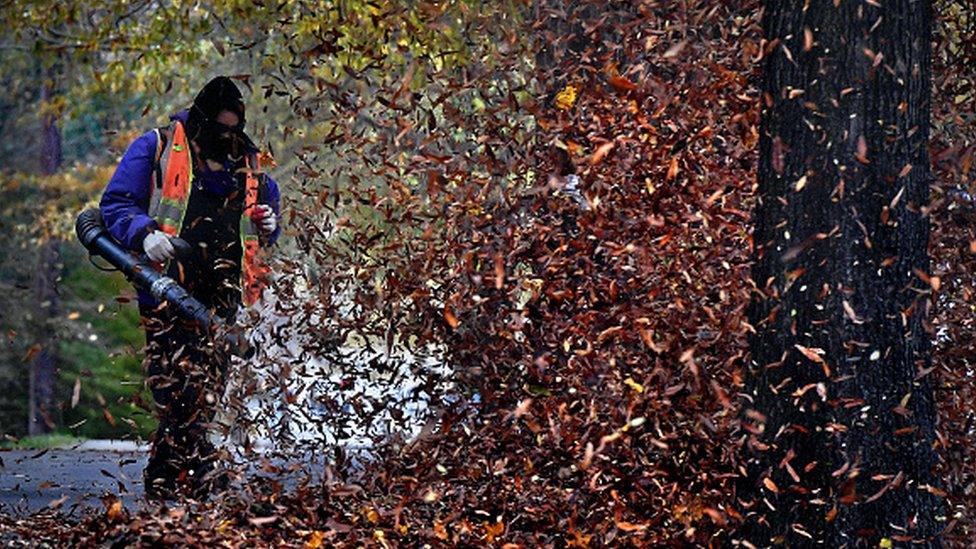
[
  {"x1": 0, "y1": 167, "x2": 154, "y2": 439},
  {"x1": 57, "y1": 242, "x2": 155, "y2": 440}
]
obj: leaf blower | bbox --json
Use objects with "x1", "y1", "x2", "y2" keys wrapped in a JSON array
[{"x1": 75, "y1": 208, "x2": 248, "y2": 354}]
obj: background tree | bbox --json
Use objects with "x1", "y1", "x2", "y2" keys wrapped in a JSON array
[
  {"x1": 739, "y1": 0, "x2": 944, "y2": 545},
  {"x1": 27, "y1": 60, "x2": 65, "y2": 435}
]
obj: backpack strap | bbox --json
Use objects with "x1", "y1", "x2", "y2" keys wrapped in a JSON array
[{"x1": 152, "y1": 127, "x2": 169, "y2": 191}]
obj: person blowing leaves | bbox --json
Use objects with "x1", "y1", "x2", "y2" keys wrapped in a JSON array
[{"x1": 99, "y1": 76, "x2": 281, "y2": 500}]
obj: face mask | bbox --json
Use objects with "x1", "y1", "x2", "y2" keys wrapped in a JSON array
[{"x1": 198, "y1": 121, "x2": 246, "y2": 163}]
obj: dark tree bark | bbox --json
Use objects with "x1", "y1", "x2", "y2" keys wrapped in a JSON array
[
  {"x1": 39, "y1": 70, "x2": 62, "y2": 175},
  {"x1": 28, "y1": 69, "x2": 62, "y2": 436},
  {"x1": 738, "y1": 0, "x2": 943, "y2": 546},
  {"x1": 28, "y1": 241, "x2": 60, "y2": 436}
]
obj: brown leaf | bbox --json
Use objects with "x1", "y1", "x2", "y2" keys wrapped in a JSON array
[
  {"x1": 666, "y1": 156, "x2": 680, "y2": 181},
  {"x1": 48, "y1": 495, "x2": 69, "y2": 509},
  {"x1": 772, "y1": 137, "x2": 785, "y2": 174},
  {"x1": 795, "y1": 344, "x2": 832, "y2": 378},
  {"x1": 71, "y1": 377, "x2": 81, "y2": 409},
  {"x1": 663, "y1": 40, "x2": 689, "y2": 58},
  {"x1": 794, "y1": 344, "x2": 825, "y2": 364},
  {"x1": 23, "y1": 344, "x2": 41, "y2": 363},
  {"x1": 248, "y1": 516, "x2": 279, "y2": 526},
  {"x1": 842, "y1": 300, "x2": 864, "y2": 324},
  {"x1": 855, "y1": 135, "x2": 870, "y2": 164},
  {"x1": 494, "y1": 253, "x2": 505, "y2": 290}
]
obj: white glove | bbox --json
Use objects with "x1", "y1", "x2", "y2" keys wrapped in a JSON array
[
  {"x1": 254, "y1": 204, "x2": 277, "y2": 235},
  {"x1": 143, "y1": 230, "x2": 175, "y2": 262}
]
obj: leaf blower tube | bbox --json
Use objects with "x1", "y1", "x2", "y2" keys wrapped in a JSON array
[{"x1": 75, "y1": 208, "x2": 214, "y2": 331}]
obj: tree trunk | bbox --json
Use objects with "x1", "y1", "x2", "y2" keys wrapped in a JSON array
[
  {"x1": 28, "y1": 242, "x2": 61, "y2": 436},
  {"x1": 28, "y1": 69, "x2": 62, "y2": 436},
  {"x1": 39, "y1": 69, "x2": 62, "y2": 175},
  {"x1": 738, "y1": 0, "x2": 942, "y2": 546}
]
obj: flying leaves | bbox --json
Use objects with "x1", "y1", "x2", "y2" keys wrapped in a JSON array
[{"x1": 7, "y1": 0, "x2": 976, "y2": 546}]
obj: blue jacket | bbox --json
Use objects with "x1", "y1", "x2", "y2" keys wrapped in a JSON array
[{"x1": 99, "y1": 110, "x2": 281, "y2": 306}]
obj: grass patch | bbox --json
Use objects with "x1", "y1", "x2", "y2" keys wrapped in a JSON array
[
  {"x1": 0, "y1": 433, "x2": 83, "y2": 450},
  {"x1": 56, "y1": 241, "x2": 156, "y2": 440}
]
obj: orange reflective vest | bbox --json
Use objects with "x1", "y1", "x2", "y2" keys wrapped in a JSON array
[{"x1": 147, "y1": 120, "x2": 270, "y2": 306}]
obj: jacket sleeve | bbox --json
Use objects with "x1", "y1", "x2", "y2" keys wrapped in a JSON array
[
  {"x1": 99, "y1": 130, "x2": 159, "y2": 251},
  {"x1": 262, "y1": 174, "x2": 282, "y2": 246}
]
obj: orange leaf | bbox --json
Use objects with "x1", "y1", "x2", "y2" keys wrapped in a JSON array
[
  {"x1": 23, "y1": 344, "x2": 41, "y2": 363},
  {"x1": 305, "y1": 531, "x2": 326, "y2": 549},
  {"x1": 106, "y1": 500, "x2": 124, "y2": 521},
  {"x1": 608, "y1": 75, "x2": 638, "y2": 92},
  {"x1": 258, "y1": 150, "x2": 278, "y2": 168},
  {"x1": 433, "y1": 520, "x2": 449, "y2": 540},
  {"x1": 666, "y1": 157, "x2": 680, "y2": 181},
  {"x1": 703, "y1": 507, "x2": 727, "y2": 526},
  {"x1": 825, "y1": 506, "x2": 838, "y2": 522},
  {"x1": 615, "y1": 520, "x2": 649, "y2": 532},
  {"x1": 494, "y1": 253, "x2": 505, "y2": 290},
  {"x1": 589, "y1": 141, "x2": 615, "y2": 165},
  {"x1": 913, "y1": 268, "x2": 940, "y2": 291},
  {"x1": 484, "y1": 521, "x2": 504, "y2": 542},
  {"x1": 444, "y1": 307, "x2": 459, "y2": 329}
]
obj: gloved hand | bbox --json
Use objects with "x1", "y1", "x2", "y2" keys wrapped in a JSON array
[
  {"x1": 250, "y1": 204, "x2": 277, "y2": 235},
  {"x1": 143, "y1": 230, "x2": 175, "y2": 262}
]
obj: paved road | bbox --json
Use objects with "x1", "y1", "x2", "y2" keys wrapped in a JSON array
[
  {"x1": 0, "y1": 447, "x2": 147, "y2": 517},
  {"x1": 0, "y1": 442, "x2": 349, "y2": 519}
]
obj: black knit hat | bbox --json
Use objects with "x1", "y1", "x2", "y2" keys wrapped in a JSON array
[{"x1": 190, "y1": 76, "x2": 245, "y2": 128}]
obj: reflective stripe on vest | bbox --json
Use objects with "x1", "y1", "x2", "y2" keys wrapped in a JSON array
[
  {"x1": 150, "y1": 121, "x2": 192, "y2": 236},
  {"x1": 240, "y1": 156, "x2": 270, "y2": 306},
  {"x1": 148, "y1": 120, "x2": 269, "y2": 307}
]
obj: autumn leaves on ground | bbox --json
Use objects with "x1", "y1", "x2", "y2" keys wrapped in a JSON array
[{"x1": 1, "y1": 0, "x2": 975, "y2": 547}]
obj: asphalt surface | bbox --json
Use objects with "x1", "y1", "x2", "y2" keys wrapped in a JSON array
[
  {"x1": 0, "y1": 443, "x2": 352, "y2": 520},
  {"x1": 0, "y1": 447, "x2": 147, "y2": 518}
]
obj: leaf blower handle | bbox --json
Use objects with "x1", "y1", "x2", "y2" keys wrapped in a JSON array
[{"x1": 142, "y1": 230, "x2": 193, "y2": 263}]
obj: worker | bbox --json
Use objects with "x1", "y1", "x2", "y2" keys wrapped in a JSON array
[{"x1": 99, "y1": 76, "x2": 281, "y2": 499}]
